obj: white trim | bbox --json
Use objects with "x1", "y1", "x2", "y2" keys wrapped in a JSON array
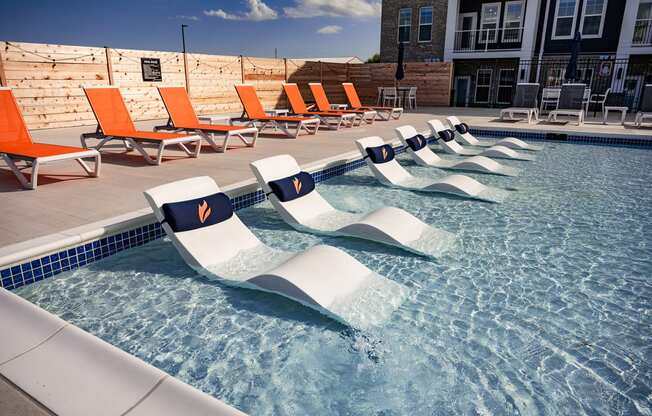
[
  {"x1": 551, "y1": 0, "x2": 580, "y2": 40},
  {"x1": 418, "y1": 6, "x2": 434, "y2": 43},
  {"x1": 474, "y1": 69, "x2": 493, "y2": 104},
  {"x1": 502, "y1": 1, "x2": 525, "y2": 42},
  {"x1": 480, "y1": 2, "x2": 502, "y2": 44},
  {"x1": 579, "y1": 0, "x2": 608, "y2": 39},
  {"x1": 398, "y1": 7, "x2": 412, "y2": 43}
]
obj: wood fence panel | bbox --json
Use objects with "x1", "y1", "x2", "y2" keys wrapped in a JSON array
[{"x1": 1, "y1": 41, "x2": 452, "y2": 129}]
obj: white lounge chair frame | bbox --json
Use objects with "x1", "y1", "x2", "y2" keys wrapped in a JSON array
[
  {"x1": 446, "y1": 116, "x2": 543, "y2": 152},
  {"x1": 154, "y1": 120, "x2": 259, "y2": 153},
  {"x1": 355, "y1": 137, "x2": 509, "y2": 203},
  {"x1": 144, "y1": 176, "x2": 406, "y2": 328},
  {"x1": 395, "y1": 125, "x2": 519, "y2": 177},
  {"x1": 1, "y1": 149, "x2": 101, "y2": 190},
  {"x1": 434, "y1": 120, "x2": 536, "y2": 161},
  {"x1": 250, "y1": 154, "x2": 456, "y2": 258}
]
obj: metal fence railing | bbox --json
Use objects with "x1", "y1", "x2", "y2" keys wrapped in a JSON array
[
  {"x1": 452, "y1": 58, "x2": 652, "y2": 111},
  {"x1": 453, "y1": 28, "x2": 524, "y2": 52}
]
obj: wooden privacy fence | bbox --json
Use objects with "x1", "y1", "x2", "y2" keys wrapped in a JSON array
[{"x1": 0, "y1": 41, "x2": 453, "y2": 130}]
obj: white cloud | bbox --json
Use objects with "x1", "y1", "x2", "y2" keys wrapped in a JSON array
[
  {"x1": 175, "y1": 15, "x2": 199, "y2": 21},
  {"x1": 204, "y1": 0, "x2": 278, "y2": 21},
  {"x1": 317, "y1": 25, "x2": 343, "y2": 34},
  {"x1": 284, "y1": 0, "x2": 381, "y2": 18}
]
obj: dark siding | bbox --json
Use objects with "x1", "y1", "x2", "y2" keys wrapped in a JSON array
[
  {"x1": 537, "y1": 0, "x2": 626, "y2": 55},
  {"x1": 457, "y1": 0, "x2": 529, "y2": 51}
]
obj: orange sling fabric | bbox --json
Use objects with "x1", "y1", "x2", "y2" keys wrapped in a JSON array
[
  {"x1": 308, "y1": 84, "x2": 332, "y2": 112},
  {"x1": 0, "y1": 89, "x2": 32, "y2": 145},
  {"x1": 283, "y1": 84, "x2": 310, "y2": 114},
  {"x1": 235, "y1": 85, "x2": 267, "y2": 119},
  {"x1": 342, "y1": 83, "x2": 363, "y2": 109},
  {"x1": 84, "y1": 88, "x2": 188, "y2": 140},
  {"x1": 158, "y1": 87, "x2": 200, "y2": 128}
]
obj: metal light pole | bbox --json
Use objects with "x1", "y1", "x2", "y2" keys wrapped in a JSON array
[{"x1": 181, "y1": 24, "x2": 190, "y2": 92}]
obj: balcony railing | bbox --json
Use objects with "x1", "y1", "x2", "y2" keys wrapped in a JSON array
[
  {"x1": 453, "y1": 27, "x2": 523, "y2": 52},
  {"x1": 632, "y1": 18, "x2": 652, "y2": 46}
]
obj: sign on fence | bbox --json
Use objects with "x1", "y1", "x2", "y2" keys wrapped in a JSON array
[{"x1": 141, "y1": 58, "x2": 162, "y2": 82}]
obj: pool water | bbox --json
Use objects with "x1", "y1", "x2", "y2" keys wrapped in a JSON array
[{"x1": 16, "y1": 140, "x2": 652, "y2": 415}]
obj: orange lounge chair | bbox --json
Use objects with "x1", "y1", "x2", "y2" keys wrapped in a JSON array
[
  {"x1": 282, "y1": 83, "x2": 358, "y2": 129},
  {"x1": 234, "y1": 84, "x2": 320, "y2": 138},
  {"x1": 82, "y1": 87, "x2": 201, "y2": 165},
  {"x1": 342, "y1": 82, "x2": 403, "y2": 121},
  {"x1": 0, "y1": 87, "x2": 100, "y2": 190},
  {"x1": 154, "y1": 87, "x2": 258, "y2": 153},
  {"x1": 308, "y1": 83, "x2": 377, "y2": 124}
]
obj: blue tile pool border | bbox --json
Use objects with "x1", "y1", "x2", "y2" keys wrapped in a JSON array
[
  {"x1": 2, "y1": 129, "x2": 650, "y2": 291},
  {"x1": 0, "y1": 155, "x2": 372, "y2": 291}
]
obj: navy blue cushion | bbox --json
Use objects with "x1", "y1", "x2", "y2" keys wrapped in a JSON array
[
  {"x1": 437, "y1": 129, "x2": 456, "y2": 142},
  {"x1": 268, "y1": 171, "x2": 315, "y2": 202},
  {"x1": 365, "y1": 144, "x2": 395, "y2": 164},
  {"x1": 455, "y1": 122, "x2": 469, "y2": 134},
  {"x1": 405, "y1": 134, "x2": 428, "y2": 152},
  {"x1": 161, "y1": 192, "x2": 233, "y2": 232}
]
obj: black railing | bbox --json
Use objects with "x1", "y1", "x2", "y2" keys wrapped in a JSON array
[{"x1": 452, "y1": 58, "x2": 652, "y2": 111}]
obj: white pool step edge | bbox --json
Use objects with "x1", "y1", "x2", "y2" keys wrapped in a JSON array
[{"x1": 0, "y1": 288, "x2": 247, "y2": 416}]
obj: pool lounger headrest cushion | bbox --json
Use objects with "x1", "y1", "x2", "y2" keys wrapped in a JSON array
[
  {"x1": 454, "y1": 122, "x2": 469, "y2": 134},
  {"x1": 437, "y1": 129, "x2": 456, "y2": 142},
  {"x1": 268, "y1": 171, "x2": 315, "y2": 202},
  {"x1": 365, "y1": 144, "x2": 395, "y2": 164},
  {"x1": 405, "y1": 134, "x2": 428, "y2": 152},
  {"x1": 161, "y1": 192, "x2": 233, "y2": 232}
]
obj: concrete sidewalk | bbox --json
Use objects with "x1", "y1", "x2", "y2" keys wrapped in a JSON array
[{"x1": 1, "y1": 107, "x2": 650, "y2": 248}]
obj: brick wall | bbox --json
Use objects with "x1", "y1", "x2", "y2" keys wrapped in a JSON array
[{"x1": 380, "y1": 0, "x2": 448, "y2": 63}]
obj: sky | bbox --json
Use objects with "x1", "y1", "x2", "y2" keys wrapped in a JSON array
[{"x1": 0, "y1": 0, "x2": 382, "y2": 60}]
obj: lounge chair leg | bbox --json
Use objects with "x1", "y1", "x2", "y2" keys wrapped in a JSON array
[
  {"x1": 2, "y1": 154, "x2": 35, "y2": 189},
  {"x1": 156, "y1": 143, "x2": 165, "y2": 165},
  {"x1": 75, "y1": 154, "x2": 101, "y2": 177},
  {"x1": 126, "y1": 138, "x2": 158, "y2": 165}
]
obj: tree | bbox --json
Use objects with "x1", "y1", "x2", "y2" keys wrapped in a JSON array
[{"x1": 366, "y1": 53, "x2": 381, "y2": 63}]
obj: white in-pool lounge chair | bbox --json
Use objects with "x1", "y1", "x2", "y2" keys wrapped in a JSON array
[
  {"x1": 144, "y1": 176, "x2": 407, "y2": 329},
  {"x1": 354, "y1": 137, "x2": 509, "y2": 203},
  {"x1": 429, "y1": 120, "x2": 536, "y2": 162},
  {"x1": 446, "y1": 116, "x2": 543, "y2": 152},
  {"x1": 250, "y1": 154, "x2": 456, "y2": 258},
  {"x1": 395, "y1": 125, "x2": 520, "y2": 177}
]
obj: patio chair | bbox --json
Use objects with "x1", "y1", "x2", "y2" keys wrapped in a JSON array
[
  {"x1": 635, "y1": 84, "x2": 652, "y2": 127},
  {"x1": 406, "y1": 86, "x2": 417, "y2": 110},
  {"x1": 394, "y1": 125, "x2": 520, "y2": 177},
  {"x1": 539, "y1": 87, "x2": 560, "y2": 115},
  {"x1": 547, "y1": 84, "x2": 587, "y2": 125},
  {"x1": 499, "y1": 83, "x2": 540, "y2": 123},
  {"x1": 354, "y1": 136, "x2": 509, "y2": 203},
  {"x1": 308, "y1": 83, "x2": 377, "y2": 124},
  {"x1": 383, "y1": 87, "x2": 399, "y2": 107},
  {"x1": 82, "y1": 87, "x2": 201, "y2": 165},
  {"x1": 235, "y1": 84, "x2": 320, "y2": 138},
  {"x1": 282, "y1": 83, "x2": 358, "y2": 129},
  {"x1": 155, "y1": 87, "x2": 258, "y2": 153},
  {"x1": 144, "y1": 176, "x2": 407, "y2": 329},
  {"x1": 250, "y1": 154, "x2": 456, "y2": 258},
  {"x1": 428, "y1": 119, "x2": 536, "y2": 161},
  {"x1": 0, "y1": 87, "x2": 100, "y2": 189},
  {"x1": 341, "y1": 82, "x2": 403, "y2": 120},
  {"x1": 589, "y1": 87, "x2": 611, "y2": 115}
]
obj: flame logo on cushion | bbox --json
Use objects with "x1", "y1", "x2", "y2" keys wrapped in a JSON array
[
  {"x1": 198, "y1": 200, "x2": 212, "y2": 224},
  {"x1": 416, "y1": 136, "x2": 421, "y2": 147},
  {"x1": 381, "y1": 147, "x2": 388, "y2": 160},
  {"x1": 292, "y1": 177, "x2": 302, "y2": 194}
]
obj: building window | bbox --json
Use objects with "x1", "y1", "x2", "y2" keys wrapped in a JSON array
[
  {"x1": 580, "y1": 0, "x2": 607, "y2": 38},
  {"x1": 552, "y1": 0, "x2": 579, "y2": 40},
  {"x1": 633, "y1": 0, "x2": 652, "y2": 45},
  {"x1": 497, "y1": 69, "x2": 516, "y2": 104},
  {"x1": 418, "y1": 7, "x2": 433, "y2": 42},
  {"x1": 502, "y1": 1, "x2": 524, "y2": 42},
  {"x1": 475, "y1": 69, "x2": 493, "y2": 103},
  {"x1": 398, "y1": 8, "x2": 412, "y2": 43},
  {"x1": 480, "y1": 3, "x2": 501, "y2": 44}
]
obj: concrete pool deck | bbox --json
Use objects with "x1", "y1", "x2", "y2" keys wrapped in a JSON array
[{"x1": 1, "y1": 106, "x2": 651, "y2": 251}]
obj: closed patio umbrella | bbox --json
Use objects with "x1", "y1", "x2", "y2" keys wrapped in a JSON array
[
  {"x1": 565, "y1": 31, "x2": 582, "y2": 82},
  {"x1": 395, "y1": 42, "x2": 405, "y2": 82}
]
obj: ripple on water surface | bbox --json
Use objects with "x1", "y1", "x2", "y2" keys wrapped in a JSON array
[{"x1": 16, "y1": 142, "x2": 652, "y2": 415}]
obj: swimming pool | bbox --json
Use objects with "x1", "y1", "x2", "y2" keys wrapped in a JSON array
[{"x1": 15, "y1": 140, "x2": 652, "y2": 415}]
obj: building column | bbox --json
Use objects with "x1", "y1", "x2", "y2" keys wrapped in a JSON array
[
  {"x1": 616, "y1": 0, "x2": 639, "y2": 59},
  {"x1": 443, "y1": 0, "x2": 460, "y2": 62},
  {"x1": 516, "y1": 0, "x2": 542, "y2": 82}
]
